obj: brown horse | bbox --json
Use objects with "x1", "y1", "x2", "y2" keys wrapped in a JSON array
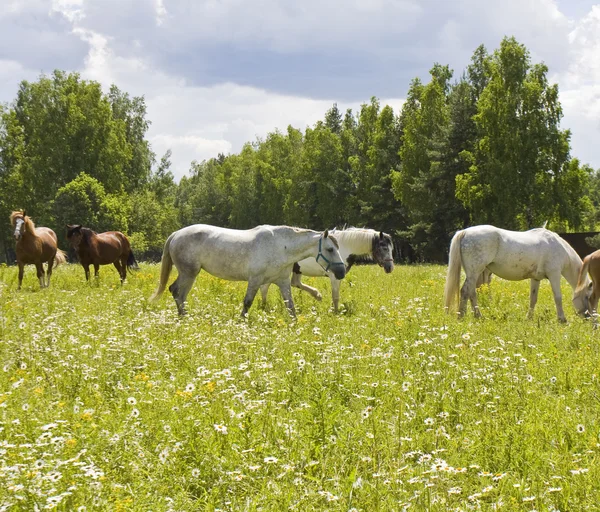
[
  {"x1": 573, "y1": 249, "x2": 600, "y2": 319},
  {"x1": 66, "y1": 225, "x2": 139, "y2": 283},
  {"x1": 10, "y1": 210, "x2": 67, "y2": 290}
]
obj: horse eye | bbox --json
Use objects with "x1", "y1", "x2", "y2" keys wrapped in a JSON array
[{"x1": 327, "y1": 248, "x2": 334, "y2": 252}]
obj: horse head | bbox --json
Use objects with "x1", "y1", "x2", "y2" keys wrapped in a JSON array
[
  {"x1": 316, "y1": 230, "x2": 346, "y2": 280},
  {"x1": 373, "y1": 231, "x2": 394, "y2": 274},
  {"x1": 66, "y1": 224, "x2": 84, "y2": 247},
  {"x1": 572, "y1": 281, "x2": 593, "y2": 317},
  {"x1": 10, "y1": 211, "x2": 27, "y2": 241}
]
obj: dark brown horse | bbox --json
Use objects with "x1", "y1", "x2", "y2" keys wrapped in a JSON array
[
  {"x1": 10, "y1": 210, "x2": 67, "y2": 290},
  {"x1": 66, "y1": 225, "x2": 139, "y2": 283}
]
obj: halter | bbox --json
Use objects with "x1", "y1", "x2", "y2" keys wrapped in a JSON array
[{"x1": 316, "y1": 236, "x2": 345, "y2": 272}]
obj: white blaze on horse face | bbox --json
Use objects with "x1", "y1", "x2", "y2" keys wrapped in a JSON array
[{"x1": 14, "y1": 218, "x2": 24, "y2": 240}]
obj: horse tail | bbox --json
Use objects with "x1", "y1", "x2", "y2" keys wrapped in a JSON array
[
  {"x1": 149, "y1": 233, "x2": 175, "y2": 302},
  {"x1": 574, "y1": 254, "x2": 591, "y2": 296},
  {"x1": 54, "y1": 249, "x2": 68, "y2": 268},
  {"x1": 127, "y1": 249, "x2": 140, "y2": 272},
  {"x1": 444, "y1": 230, "x2": 466, "y2": 312}
]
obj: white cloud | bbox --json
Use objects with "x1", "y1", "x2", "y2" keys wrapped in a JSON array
[{"x1": 1, "y1": 0, "x2": 599, "y2": 182}]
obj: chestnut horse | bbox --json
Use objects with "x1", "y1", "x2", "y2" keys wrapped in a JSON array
[
  {"x1": 66, "y1": 225, "x2": 139, "y2": 283},
  {"x1": 572, "y1": 249, "x2": 600, "y2": 319},
  {"x1": 10, "y1": 210, "x2": 67, "y2": 290}
]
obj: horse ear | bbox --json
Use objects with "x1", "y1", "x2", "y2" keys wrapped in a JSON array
[
  {"x1": 379, "y1": 231, "x2": 384, "y2": 240},
  {"x1": 22, "y1": 210, "x2": 26, "y2": 218},
  {"x1": 323, "y1": 229, "x2": 329, "y2": 238}
]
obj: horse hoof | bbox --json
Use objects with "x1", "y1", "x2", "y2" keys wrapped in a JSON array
[{"x1": 315, "y1": 293, "x2": 323, "y2": 301}]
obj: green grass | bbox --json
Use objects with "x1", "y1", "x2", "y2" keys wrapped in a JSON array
[{"x1": 1, "y1": 262, "x2": 599, "y2": 511}]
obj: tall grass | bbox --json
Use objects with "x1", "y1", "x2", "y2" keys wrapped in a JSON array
[{"x1": 0, "y1": 262, "x2": 599, "y2": 510}]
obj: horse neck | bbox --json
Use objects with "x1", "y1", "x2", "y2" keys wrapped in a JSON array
[
  {"x1": 21, "y1": 221, "x2": 40, "y2": 241},
  {"x1": 336, "y1": 229, "x2": 374, "y2": 257},
  {"x1": 561, "y1": 243, "x2": 583, "y2": 290},
  {"x1": 286, "y1": 230, "x2": 321, "y2": 260},
  {"x1": 81, "y1": 229, "x2": 96, "y2": 246}
]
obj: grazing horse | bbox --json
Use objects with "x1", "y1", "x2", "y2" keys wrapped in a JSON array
[
  {"x1": 66, "y1": 225, "x2": 138, "y2": 283},
  {"x1": 260, "y1": 227, "x2": 394, "y2": 311},
  {"x1": 10, "y1": 211, "x2": 67, "y2": 290},
  {"x1": 444, "y1": 225, "x2": 586, "y2": 322},
  {"x1": 150, "y1": 224, "x2": 346, "y2": 317},
  {"x1": 572, "y1": 249, "x2": 600, "y2": 319}
]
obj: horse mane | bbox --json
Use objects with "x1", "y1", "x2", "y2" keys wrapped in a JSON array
[
  {"x1": 10, "y1": 210, "x2": 36, "y2": 234},
  {"x1": 269, "y1": 225, "x2": 340, "y2": 248},
  {"x1": 79, "y1": 227, "x2": 97, "y2": 245},
  {"x1": 331, "y1": 226, "x2": 382, "y2": 256}
]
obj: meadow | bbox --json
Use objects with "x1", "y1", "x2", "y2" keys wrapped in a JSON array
[{"x1": 0, "y1": 262, "x2": 599, "y2": 511}]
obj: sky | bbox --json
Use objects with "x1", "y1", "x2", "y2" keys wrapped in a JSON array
[{"x1": 1, "y1": 0, "x2": 599, "y2": 181}]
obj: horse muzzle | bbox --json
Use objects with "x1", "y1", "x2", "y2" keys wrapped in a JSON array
[
  {"x1": 383, "y1": 260, "x2": 394, "y2": 274},
  {"x1": 14, "y1": 232, "x2": 22, "y2": 241},
  {"x1": 332, "y1": 266, "x2": 346, "y2": 280}
]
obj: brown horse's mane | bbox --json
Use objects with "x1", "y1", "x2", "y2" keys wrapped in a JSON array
[
  {"x1": 79, "y1": 227, "x2": 97, "y2": 246},
  {"x1": 10, "y1": 210, "x2": 36, "y2": 235}
]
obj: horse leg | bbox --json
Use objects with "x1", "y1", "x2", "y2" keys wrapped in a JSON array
[
  {"x1": 169, "y1": 267, "x2": 200, "y2": 315},
  {"x1": 330, "y1": 275, "x2": 341, "y2": 312},
  {"x1": 114, "y1": 261, "x2": 124, "y2": 285},
  {"x1": 120, "y1": 254, "x2": 128, "y2": 283},
  {"x1": 83, "y1": 264, "x2": 91, "y2": 281},
  {"x1": 291, "y1": 272, "x2": 322, "y2": 301},
  {"x1": 17, "y1": 262, "x2": 24, "y2": 290},
  {"x1": 46, "y1": 257, "x2": 55, "y2": 287},
  {"x1": 459, "y1": 276, "x2": 479, "y2": 318},
  {"x1": 276, "y1": 279, "x2": 296, "y2": 318},
  {"x1": 94, "y1": 263, "x2": 100, "y2": 279},
  {"x1": 260, "y1": 284, "x2": 270, "y2": 306},
  {"x1": 241, "y1": 279, "x2": 261, "y2": 318},
  {"x1": 548, "y1": 274, "x2": 566, "y2": 323},
  {"x1": 35, "y1": 262, "x2": 45, "y2": 289},
  {"x1": 527, "y1": 279, "x2": 540, "y2": 319},
  {"x1": 590, "y1": 290, "x2": 599, "y2": 327}
]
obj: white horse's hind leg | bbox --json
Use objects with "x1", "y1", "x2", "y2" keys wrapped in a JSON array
[
  {"x1": 291, "y1": 272, "x2": 322, "y2": 301},
  {"x1": 548, "y1": 273, "x2": 567, "y2": 323},
  {"x1": 527, "y1": 279, "x2": 540, "y2": 319},
  {"x1": 330, "y1": 275, "x2": 341, "y2": 312},
  {"x1": 459, "y1": 276, "x2": 480, "y2": 317},
  {"x1": 169, "y1": 268, "x2": 200, "y2": 315}
]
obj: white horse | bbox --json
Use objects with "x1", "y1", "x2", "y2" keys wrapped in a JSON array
[
  {"x1": 444, "y1": 225, "x2": 588, "y2": 322},
  {"x1": 150, "y1": 225, "x2": 346, "y2": 317},
  {"x1": 260, "y1": 227, "x2": 394, "y2": 311}
]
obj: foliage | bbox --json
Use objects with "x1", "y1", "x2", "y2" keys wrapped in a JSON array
[
  {"x1": 1, "y1": 263, "x2": 600, "y2": 509},
  {"x1": 53, "y1": 172, "x2": 130, "y2": 234},
  {"x1": 1, "y1": 39, "x2": 600, "y2": 263},
  {"x1": 456, "y1": 38, "x2": 581, "y2": 229},
  {"x1": 0, "y1": 71, "x2": 155, "y2": 256}
]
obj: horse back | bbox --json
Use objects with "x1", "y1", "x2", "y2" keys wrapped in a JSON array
[
  {"x1": 84, "y1": 231, "x2": 130, "y2": 264},
  {"x1": 16, "y1": 227, "x2": 58, "y2": 263}
]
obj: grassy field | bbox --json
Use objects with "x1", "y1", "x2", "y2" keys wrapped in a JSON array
[{"x1": 0, "y1": 262, "x2": 599, "y2": 511}]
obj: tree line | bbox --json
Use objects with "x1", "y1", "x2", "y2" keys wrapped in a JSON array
[{"x1": 1, "y1": 37, "x2": 599, "y2": 264}]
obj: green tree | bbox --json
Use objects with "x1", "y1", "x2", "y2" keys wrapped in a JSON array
[
  {"x1": 53, "y1": 172, "x2": 129, "y2": 236},
  {"x1": 456, "y1": 37, "x2": 574, "y2": 229},
  {"x1": 392, "y1": 65, "x2": 473, "y2": 259}
]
